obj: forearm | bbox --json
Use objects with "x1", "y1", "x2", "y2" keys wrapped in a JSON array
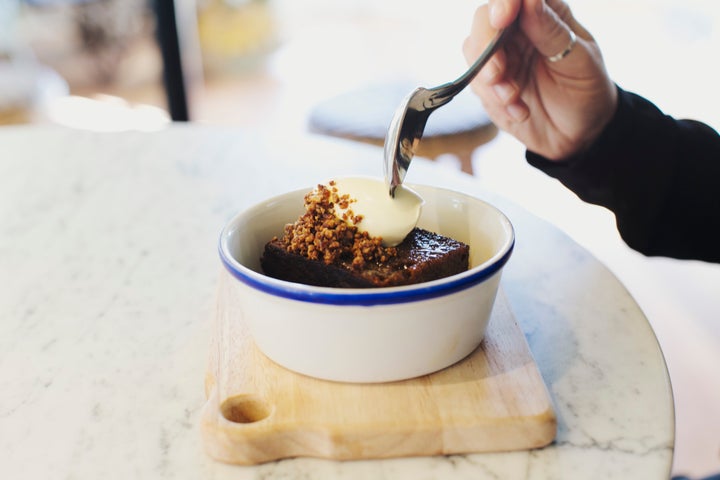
[{"x1": 526, "y1": 86, "x2": 720, "y2": 262}]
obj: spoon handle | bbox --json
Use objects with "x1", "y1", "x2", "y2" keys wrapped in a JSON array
[
  {"x1": 425, "y1": 26, "x2": 510, "y2": 109},
  {"x1": 383, "y1": 24, "x2": 512, "y2": 197}
]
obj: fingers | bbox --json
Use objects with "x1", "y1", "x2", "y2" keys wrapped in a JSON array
[
  {"x1": 488, "y1": 0, "x2": 521, "y2": 29},
  {"x1": 475, "y1": 0, "x2": 587, "y2": 70}
]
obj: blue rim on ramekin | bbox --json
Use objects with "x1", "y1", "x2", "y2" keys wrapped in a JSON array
[{"x1": 218, "y1": 230, "x2": 514, "y2": 307}]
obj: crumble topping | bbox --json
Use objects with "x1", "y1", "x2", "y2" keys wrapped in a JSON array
[{"x1": 275, "y1": 181, "x2": 397, "y2": 269}]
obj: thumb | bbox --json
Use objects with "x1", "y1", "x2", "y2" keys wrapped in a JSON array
[{"x1": 521, "y1": 0, "x2": 583, "y2": 64}]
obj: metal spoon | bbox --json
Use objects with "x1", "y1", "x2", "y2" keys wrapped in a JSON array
[{"x1": 383, "y1": 26, "x2": 511, "y2": 197}]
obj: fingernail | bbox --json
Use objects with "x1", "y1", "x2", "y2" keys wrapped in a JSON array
[
  {"x1": 493, "y1": 82, "x2": 515, "y2": 102},
  {"x1": 507, "y1": 103, "x2": 529, "y2": 122},
  {"x1": 480, "y1": 60, "x2": 500, "y2": 82}
]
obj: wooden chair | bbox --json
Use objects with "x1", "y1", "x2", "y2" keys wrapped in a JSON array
[{"x1": 308, "y1": 81, "x2": 497, "y2": 175}]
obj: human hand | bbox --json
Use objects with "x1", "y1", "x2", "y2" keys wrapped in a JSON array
[{"x1": 463, "y1": 0, "x2": 618, "y2": 160}]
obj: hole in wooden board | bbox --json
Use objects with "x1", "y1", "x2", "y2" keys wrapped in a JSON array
[{"x1": 220, "y1": 394, "x2": 273, "y2": 424}]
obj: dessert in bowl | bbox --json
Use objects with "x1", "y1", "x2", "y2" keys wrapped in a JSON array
[{"x1": 218, "y1": 178, "x2": 514, "y2": 383}]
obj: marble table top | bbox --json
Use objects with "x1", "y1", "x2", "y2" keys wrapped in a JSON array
[{"x1": 0, "y1": 125, "x2": 673, "y2": 479}]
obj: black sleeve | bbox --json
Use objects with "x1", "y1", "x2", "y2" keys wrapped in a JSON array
[{"x1": 526, "y1": 86, "x2": 720, "y2": 263}]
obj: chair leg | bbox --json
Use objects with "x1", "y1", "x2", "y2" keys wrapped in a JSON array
[{"x1": 153, "y1": 0, "x2": 189, "y2": 121}]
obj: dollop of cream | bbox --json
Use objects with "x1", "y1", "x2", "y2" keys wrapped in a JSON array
[{"x1": 328, "y1": 176, "x2": 424, "y2": 246}]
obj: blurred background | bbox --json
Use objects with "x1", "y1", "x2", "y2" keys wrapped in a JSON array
[
  {"x1": 3, "y1": 0, "x2": 719, "y2": 131},
  {"x1": 1, "y1": 0, "x2": 719, "y2": 478}
]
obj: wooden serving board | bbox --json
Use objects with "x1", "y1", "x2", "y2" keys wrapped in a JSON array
[{"x1": 201, "y1": 271, "x2": 556, "y2": 465}]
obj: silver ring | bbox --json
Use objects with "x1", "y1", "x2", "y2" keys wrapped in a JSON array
[{"x1": 547, "y1": 29, "x2": 577, "y2": 62}]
